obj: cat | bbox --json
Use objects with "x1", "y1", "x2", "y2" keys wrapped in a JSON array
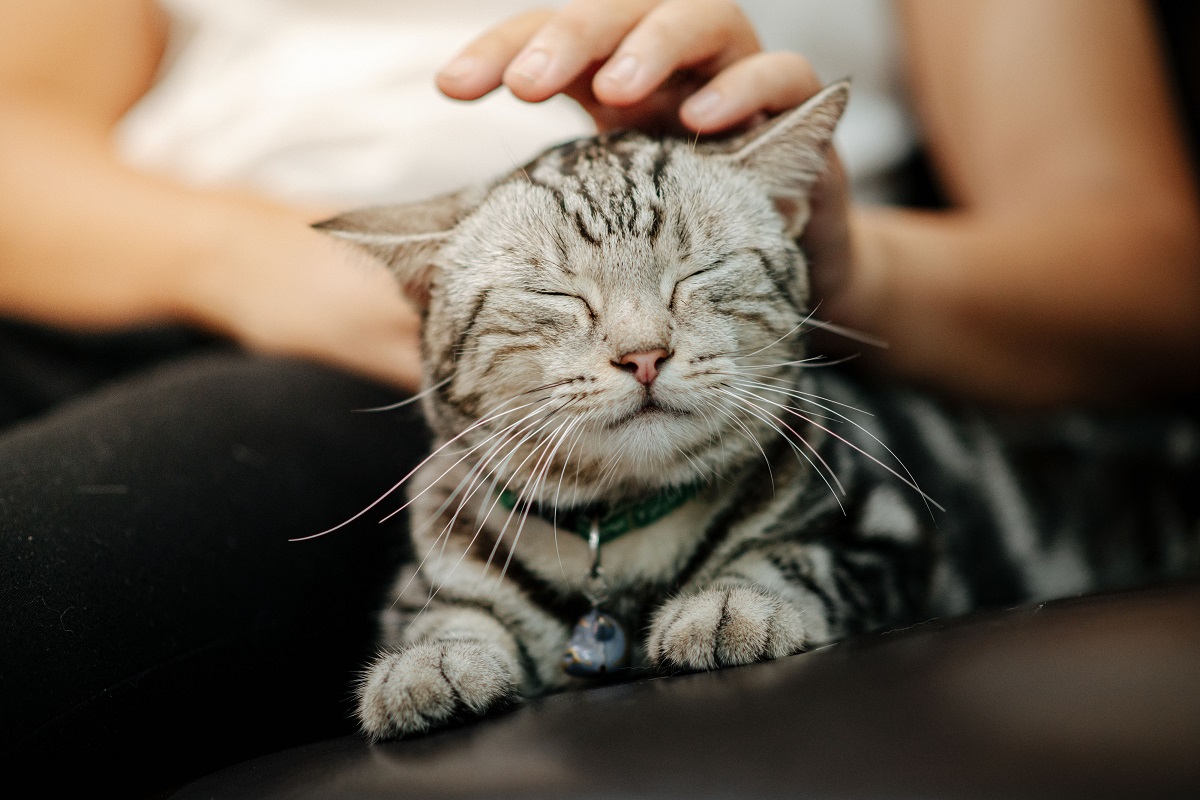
[{"x1": 315, "y1": 81, "x2": 1200, "y2": 741}]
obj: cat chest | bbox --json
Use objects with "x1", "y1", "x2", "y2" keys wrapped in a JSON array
[{"x1": 474, "y1": 497, "x2": 718, "y2": 593}]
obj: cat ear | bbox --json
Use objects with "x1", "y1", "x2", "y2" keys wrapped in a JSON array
[
  {"x1": 313, "y1": 188, "x2": 473, "y2": 304},
  {"x1": 714, "y1": 80, "x2": 850, "y2": 236}
]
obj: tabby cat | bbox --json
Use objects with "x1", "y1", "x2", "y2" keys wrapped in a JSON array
[{"x1": 317, "y1": 82, "x2": 1200, "y2": 740}]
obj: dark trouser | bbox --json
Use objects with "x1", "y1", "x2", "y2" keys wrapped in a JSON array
[{"x1": 0, "y1": 321, "x2": 427, "y2": 793}]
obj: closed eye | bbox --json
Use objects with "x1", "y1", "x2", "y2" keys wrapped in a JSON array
[
  {"x1": 530, "y1": 290, "x2": 596, "y2": 323},
  {"x1": 669, "y1": 267, "x2": 715, "y2": 311}
]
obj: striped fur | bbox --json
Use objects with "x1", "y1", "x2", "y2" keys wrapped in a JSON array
[{"x1": 320, "y1": 83, "x2": 1200, "y2": 740}]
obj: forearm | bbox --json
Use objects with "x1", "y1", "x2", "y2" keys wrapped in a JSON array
[
  {"x1": 841, "y1": 199, "x2": 1200, "y2": 406},
  {"x1": 855, "y1": 0, "x2": 1200, "y2": 406},
  {"x1": 0, "y1": 101, "x2": 304, "y2": 331}
]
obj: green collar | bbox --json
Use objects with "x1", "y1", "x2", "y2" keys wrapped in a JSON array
[{"x1": 497, "y1": 482, "x2": 704, "y2": 546}]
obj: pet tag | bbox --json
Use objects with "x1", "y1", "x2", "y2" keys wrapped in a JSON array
[
  {"x1": 563, "y1": 609, "x2": 628, "y2": 676},
  {"x1": 562, "y1": 516, "x2": 629, "y2": 677}
]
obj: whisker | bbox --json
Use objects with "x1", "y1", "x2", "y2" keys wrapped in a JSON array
[
  {"x1": 417, "y1": 409, "x2": 554, "y2": 567},
  {"x1": 386, "y1": 401, "x2": 573, "y2": 603},
  {"x1": 425, "y1": 437, "x2": 568, "y2": 612},
  {"x1": 551, "y1": 417, "x2": 589, "y2": 514},
  {"x1": 724, "y1": 304, "x2": 887, "y2": 366},
  {"x1": 733, "y1": 305, "x2": 823, "y2": 360},
  {"x1": 496, "y1": 413, "x2": 580, "y2": 589},
  {"x1": 290, "y1": 395, "x2": 548, "y2": 541},
  {"x1": 408, "y1": 406, "x2": 548, "y2": 542},
  {"x1": 377, "y1": 395, "x2": 572, "y2": 594},
  {"x1": 482, "y1": 427, "x2": 565, "y2": 585},
  {"x1": 426, "y1": 398, "x2": 581, "y2": 605},
  {"x1": 420, "y1": 396, "x2": 577, "y2": 576},
  {"x1": 717, "y1": 399, "x2": 776, "y2": 494},
  {"x1": 723, "y1": 376, "x2": 934, "y2": 514},
  {"x1": 474, "y1": 398, "x2": 581, "y2": 527},
  {"x1": 729, "y1": 353, "x2": 861, "y2": 371},
  {"x1": 395, "y1": 388, "x2": 584, "y2": 609},
  {"x1": 736, "y1": 386, "x2": 943, "y2": 513},
  {"x1": 802, "y1": 317, "x2": 889, "y2": 349},
  {"x1": 720, "y1": 374, "x2": 876, "y2": 417},
  {"x1": 550, "y1": 418, "x2": 589, "y2": 582},
  {"x1": 405, "y1": 400, "x2": 579, "y2": 622},
  {"x1": 715, "y1": 386, "x2": 846, "y2": 512},
  {"x1": 352, "y1": 377, "x2": 452, "y2": 413},
  {"x1": 375, "y1": 398, "x2": 562, "y2": 525},
  {"x1": 518, "y1": 377, "x2": 580, "y2": 396}
]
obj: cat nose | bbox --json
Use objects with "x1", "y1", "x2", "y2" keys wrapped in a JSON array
[{"x1": 613, "y1": 348, "x2": 671, "y2": 386}]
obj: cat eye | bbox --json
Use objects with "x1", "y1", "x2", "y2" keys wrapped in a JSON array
[
  {"x1": 679, "y1": 267, "x2": 714, "y2": 284},
  {"x1": 530, "y1": 289, "x2": 596, "y2": 322},
  {"x1": 669, "y1": 267, "x2": 715, "y2": 310}
]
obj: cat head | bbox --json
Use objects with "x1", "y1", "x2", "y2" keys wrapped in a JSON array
[{"x1": 318, "y1": 82, "x2": 849, "y2": 504}]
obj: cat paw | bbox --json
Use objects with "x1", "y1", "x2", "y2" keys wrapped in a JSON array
[
  {"x1": 356, "y1": 639, "x2": 517, "y2": 740},
  {"x1": 647, "y1": 585, "x2": 806, "y2": 672}
]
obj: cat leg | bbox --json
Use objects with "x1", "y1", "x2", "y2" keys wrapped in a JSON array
[
  {"x1": 648, "y1": 529, "x2": 930, "y2": 672},
  {"x1": 647, "y1": 580, "x2": 808, "y2": 672},
  {"x1": 356, "y1": 604, "x2": 523, "y2": 740}
]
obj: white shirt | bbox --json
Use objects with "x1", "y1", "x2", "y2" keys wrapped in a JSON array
[{"x1": 117, "y1": 0, "x2": 915, "y2": 207}]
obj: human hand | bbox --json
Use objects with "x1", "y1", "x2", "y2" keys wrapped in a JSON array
[
  {"x1": 439, "y1": 0, "x2": 821, "y2": 136},
  {"x1": 180, "y1": 217, "x2": 423, "y2": 392}
]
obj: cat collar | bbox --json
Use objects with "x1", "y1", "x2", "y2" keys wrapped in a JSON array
[{"x1": 496, "y1": 481, "x2": 704, "y2": 546}]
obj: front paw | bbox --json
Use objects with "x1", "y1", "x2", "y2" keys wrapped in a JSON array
[
  {"x1": 647, "y1": 586, "x2": 806, "y2": 672},
  {"x1": 356, "y1": 639, "x2": 516, "y2": 740}
]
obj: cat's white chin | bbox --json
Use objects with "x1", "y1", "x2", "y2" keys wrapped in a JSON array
[
  {"x1": 605, "y1": 403, "x2": 689, "y2": 430},
  {"x1": 582, "y1": 413, "x2": 713, "y2": 485}
]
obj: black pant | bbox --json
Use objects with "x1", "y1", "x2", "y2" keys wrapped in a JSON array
[{"x1": 0, "y1": 321, "x2": 428, "y2": 793}]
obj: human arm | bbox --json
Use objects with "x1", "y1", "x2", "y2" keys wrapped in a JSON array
[
  {"x1": 0, "y1": 0, "x2": 422, "y2": 389},
  {"x1": 441, "y1": 0, "x2": 1200, "y2": 407},
  {"x1": 848, "y1": 0, "x2": 1200, "y2": 405}
]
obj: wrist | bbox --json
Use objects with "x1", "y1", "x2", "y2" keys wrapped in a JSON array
[
  {"x1": 823, "y1": 208, "x2": 889, "y2": 335},
  {"x1": 167, "y1": 198, "x2": 303, "y2": 336}
]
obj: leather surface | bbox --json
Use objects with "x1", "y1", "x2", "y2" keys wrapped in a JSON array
[{"x1": 174, "y1": 582, "x2": 1200, "y2": 799}]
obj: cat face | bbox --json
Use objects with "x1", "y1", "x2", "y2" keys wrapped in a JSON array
[{"x1": 319, "y1": 83, "x2": 849, "y2": 503}]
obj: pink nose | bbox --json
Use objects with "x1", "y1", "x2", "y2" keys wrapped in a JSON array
[{"x1": 614, "y1": 348, "x2": 671, "y2": 386}]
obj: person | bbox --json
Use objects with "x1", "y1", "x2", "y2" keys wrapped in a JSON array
[
  {"x1": 1, "y1": 0, "x2": 1196, "y2": 791},
  {"x1": 442, "y1": 0, "x2": 1200, "y2": 407},
  {"x1": 0, "y1": 0, "x2": 587, "y2": 790}
]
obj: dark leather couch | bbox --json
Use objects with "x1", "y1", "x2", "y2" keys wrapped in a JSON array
[{"x1": 173, "y1": 581, "x2": 1200, "y2": 799}]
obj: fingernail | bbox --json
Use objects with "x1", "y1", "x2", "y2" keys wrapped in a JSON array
[
  {"x1": 601, "y1": 54, "x2": 639, "y2": 85},
  {"x1": 439, "y1": 54, "x2": 478, "y2": 81},
  {"x1": 510, "y1": 48, "x2": 550, "y2": 83},
  {"x1": 684, "y1": 88, "x2": 723, "y2": 121}
]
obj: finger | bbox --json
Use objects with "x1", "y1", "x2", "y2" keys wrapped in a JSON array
[
  {"x1": 678, "y1": 51, "x2": 823, "y2": 133},
  {"x1": 501, "y1": 0, "x2": 662, "y2": 103},
  {"x1": 591, "y1": 0, "x2": 761, "y2": 107},
  {"x1": 438, "y1": 9, "x2": 555, "y2": 100}
]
